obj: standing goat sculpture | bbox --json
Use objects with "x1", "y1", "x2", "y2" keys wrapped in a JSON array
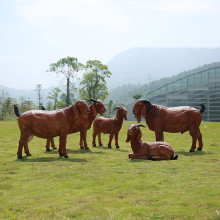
[
  {"x1": 42, "y1": 99, "x2": 106, "y2": 150},
  {"x1": 92, "y1": 106, "x2": 127, "y2": 148},
  {"x1": 126, "y1": 124, "x2": 178, "y2": 160},
  {"x1": 14, "y1": 100, "x2": 90, "y2": 158},
  {"x1": 133, "y1": 99, "x2": 205, "y2": 152}
]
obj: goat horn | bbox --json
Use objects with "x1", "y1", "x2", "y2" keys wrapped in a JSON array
[
  {"x1": 141, "y1": 99, "x2": 153, "y2": 112},
  {"x1": 137, "y1": 124, "x2": 146, "y2": 128},
  {"x1": 113, "y1": 106, "x2": 120, "y2": 111},
  {"x1": 87, "y1": 99, "x2": 97, "y2": 103}
]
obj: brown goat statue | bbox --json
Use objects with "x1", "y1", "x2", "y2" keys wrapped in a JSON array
[
  {"x1": 92, "y1": 106, "x2": 127, "y2": 148},
  {"x1": 43, "y1": 99, "x2": 106, "y2": 150},
  {"x1": 126, "y1": 124, "x2": 178, "y2": 161},
  {"x1": 133, "y1": 99, "x2": 205, "y2": 152},
  {"x1": 14, "y1": 100, "x2": 90, "y2": 159}
]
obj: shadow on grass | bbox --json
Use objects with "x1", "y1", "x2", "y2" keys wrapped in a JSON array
[
  {"x1": 16, "y1": 156, "x2": 88, "y2": 163},
  {"x1": 43, "y1": 148, "x2": 105, "y2": 155},
  {"x1": 94, "y1": 145, "x2": 129, "y2": 152},
  {"x1": 175, "y1": 150, "x2": 213, "y2": 156}
]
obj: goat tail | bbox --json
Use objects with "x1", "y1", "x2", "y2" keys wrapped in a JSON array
[
  {"x1": 199, "y1": 104, "x2": 205, "y2": 113},
  {"x1": 14, "y1": 105, "x2": 21, "y2": 117}
]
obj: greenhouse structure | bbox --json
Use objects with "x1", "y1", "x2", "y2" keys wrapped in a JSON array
[{"x1": 147, "y1": 66, "x2": 220, "y2": 121}]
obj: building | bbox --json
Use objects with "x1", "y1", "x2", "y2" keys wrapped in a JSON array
[{"x1": 147, "y1": 66, "x2": 220, "y2": 121}]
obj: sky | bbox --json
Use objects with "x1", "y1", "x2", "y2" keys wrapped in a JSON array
[{"x1": 1, "y1": 0, "x2": 220, "y2": 90}]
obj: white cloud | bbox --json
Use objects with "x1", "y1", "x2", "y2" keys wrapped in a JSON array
[{"x1": 127, "y1": 0, "x2": 220, "y2": 12}]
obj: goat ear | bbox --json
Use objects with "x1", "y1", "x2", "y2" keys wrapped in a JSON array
[
  {"x1": 72, "y1": 103, "x2": 80, "y2": 119},
  {"x1": 137, "y1": 129, "x2": 142, "y2": 141},
  {"x1": 126, "y1": 134, "x2": 131, "y2": 143},
  {"x1": 141, "y1": 104, "x2": 147, "y2": 118}
]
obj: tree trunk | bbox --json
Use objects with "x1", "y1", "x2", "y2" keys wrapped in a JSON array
[{"x1": 66, "y1": 78, "x2": 70, "y2": 106}]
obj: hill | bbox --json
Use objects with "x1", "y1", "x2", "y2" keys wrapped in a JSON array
[{"x1": 107, "y1": 47, "x2": 220, "y2": 88}]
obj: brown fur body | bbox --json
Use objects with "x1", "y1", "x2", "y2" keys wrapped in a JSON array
[
  {"x1": 16, "y1": 100, "x2": 89, "y2": 158},
  {"x1": 92, "y1": 107, "x2": 127, "y2": 148},
  {"x1": 126, "y1": 124, "x2": 177, "y2": 161},
  {"x1": 133, "y1": 99, "x2": 205, "y2": 152},
  {"x1": 45, "y1": 99, "x2": 106, "y2": 150}
]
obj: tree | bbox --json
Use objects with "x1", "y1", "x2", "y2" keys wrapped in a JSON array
[
  {"x1": 107, "y1": 100, "x2": 113, "y2": 117},
  {"x1": 36, "y1": 84, "x2": 43, "y2": 109},
  {"x1": 47, "y1": 87, "x2": 62, "y2": 110},
  {"x1": 79, "y1": 60, "x2": 112, "y2": 101},
  {"x1": 132, "y1": 93, "x2": 143, "y2": 100},
  {"x1": 46, "y1": 101, "x2": 53, "y2": 110},
  {"x1": 47, "y1": 57, "x2": 83, "y2": 106}
]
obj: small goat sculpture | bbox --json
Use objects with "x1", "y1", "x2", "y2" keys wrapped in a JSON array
[
  {"x1": 14, "y1": 100, "x2": 90, "y2": 158},
  {"x1": 133, "y1": 99, "x2": 205, "y2": 152},
  {"x1": 126, "y1": 124, "x2": 178, "y2": 160},
  {"x1": 92, "y1": 106, "x2": 127, "y2": 148}
]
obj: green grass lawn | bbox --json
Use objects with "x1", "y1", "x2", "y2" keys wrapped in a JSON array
[{"x1": 0, "y1": 121, "x2": 219, "y2": 219}]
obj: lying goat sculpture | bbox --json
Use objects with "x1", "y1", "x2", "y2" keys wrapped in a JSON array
[
  {"x1": 133, "y1": 99, "x2": 205, "y2": 152},
  {"x1": 126, "y1": 124, "x2": 178, "y2": 161},
  {"x1": 14, "y1": 100, "x2": 90, "y2": 158},
  {"x1": 92, "y1": 106, "x2": 127, "y2": 148}
]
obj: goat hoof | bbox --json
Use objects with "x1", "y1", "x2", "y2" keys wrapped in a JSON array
[
  {"x1": 85, "y1": 147, "x2": 89, "y2": 150},
  {"x1": 46, "y1": 149, "x2": 51, "y2": 152},
  {"x1": 93, "y1": 144, "x2": 96, "y2": 147},
  {"x1": 17, "y1": 155, "x2": 23, "y2": 159},
  {"x1": 52, "y1": 147, "x2": 57, "y2": 150},
  {"x1": 108, "y1": 146, "x2": 112, "y2": 149},
  {"x1": 171, "y1": 155, "x2": 178, "y2": 160},
  {"x1": 99, "y1": 144, "x2": 103, "y2": 146},
  {"x1": 80, "y1": 146, "x2": 85, "y2": 149},
  {"x1": 151, "y1": 156, "x2": 157, "y2": 161},
  {"x1": 64, "y1": 155, "x2": 69, "y2": 158},
  {"x1": 197, "y1": 148, "x2": 202, "y2": 151},
  {"x1": 116, "y1": 146, "x2": 120, "y2": 149},
  {"x1": 189, "y1": 149, "x2": 195, "y2": 152},
  {"x1": 59, "y1": 153, "x2": 64, "y2": 156}
]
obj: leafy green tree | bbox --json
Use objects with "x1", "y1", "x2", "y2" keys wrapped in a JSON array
[
  {"x1": 79, "y1": 60, "x2": 112, "y2": 101},
  {"x1": 46, "y1": 101, "x2": 53, "y2": 110},
  {"x1": 132, "y1": 93, "x2": 143, "y2": 100},
  {"x1": 47, "y1": 57, "x2": 83, "y2": 106},
  {"x1": 47, "y1": 87, "x2": 62, "y2": 110},
  {"x1": 18, "y1": 97, "x2": 35, "y2": 112},
  {"x1": 56, "y1": 101, "x2": 67, "y2": 109}
]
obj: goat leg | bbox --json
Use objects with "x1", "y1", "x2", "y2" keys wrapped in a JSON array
[
  {"x1": 59, "y1": 135, "x2": 68, "y2": 158},
  {"x1": 98, "y1": 133, "x2": 103, "y2": 146},
  {"x1": 51, "y1": 138, "x2": 57, "y2": 149},
  {"x1": 108, "y1": 133, "x2": 114, "y2": 148},
  {"x1": 79, "y1": 131, "x2": 85, "y2": 149},
  {"x1": 46, "y1": 138, "x2": 51, "y2": 151},
  {"x1": 115, "y1": 133, "x2": 120, "y2": 148},
  {"x1": 197, "y1": 129, "x2": 203, "y2": 151}
]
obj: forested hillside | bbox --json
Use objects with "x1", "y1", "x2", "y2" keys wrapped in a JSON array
[{"x1": 107, "y1": 61, "x2": 220, "y2": 106}]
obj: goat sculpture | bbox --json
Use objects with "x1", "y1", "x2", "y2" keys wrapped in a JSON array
[
  {"x1": 14, "y1": 100, "x2": 90, "y2": 158},
  {"x1": 41, "y1": 99, "x2": 106, "y2": 150},
  {"x1": 126, "y1": 124, "x2": 178, "y2": 160},
  {"x1": 92, "y1": 106, "x2": 127, "y2": 148},
  {"x1": 133, "y1": 99, "x2": 205, "y2": 152}
]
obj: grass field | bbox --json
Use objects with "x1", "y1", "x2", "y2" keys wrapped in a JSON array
[{"x1": 0, "y1": 121, "x2": 219, "y2": 219}]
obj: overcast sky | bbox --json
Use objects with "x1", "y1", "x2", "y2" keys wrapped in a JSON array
[{"x1": 1, "y1": 0, "x2": 220, "y2": 90}]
